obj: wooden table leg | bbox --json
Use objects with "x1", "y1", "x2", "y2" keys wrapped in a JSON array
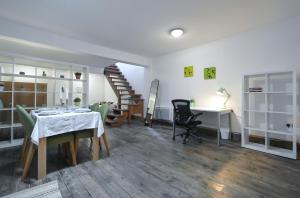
[
  {"x1": 38, "y1": 137, "x2": 47, "y2": 180},
  {"x1": 91, "y1": 128, "x2": 100, "y2": 161}
]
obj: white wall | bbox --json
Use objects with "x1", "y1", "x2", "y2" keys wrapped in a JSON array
[
  {"x1": 104, "y1": 77, "x2": 118, "y2": 104},
  {"x1": 88, "y1": 72, "x2": 119, "y2": 105},
  {"x1": 117, "y1": 62, "x2": 146, "y2": 96},
  {"x1": 117, "y1": 62, "x2": 152, "y2": 114},
  {"x1": 88, "y1": 73, "x2": 104, "y2": 104},
  {"x1": 152, "y1": 16, "x2": 300, "y2": 133}
]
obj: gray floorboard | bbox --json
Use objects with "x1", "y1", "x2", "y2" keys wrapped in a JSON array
[{"x1": 0, "y1": 120, "x2": 300, "y2": 197}]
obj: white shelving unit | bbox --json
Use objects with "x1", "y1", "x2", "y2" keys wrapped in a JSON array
[
  {"x1": 242, "y1": 71, "x2": 299, "y2": 159},
  {"x1": 0, "y1": 55, "x2": 89, "y2": 148}
]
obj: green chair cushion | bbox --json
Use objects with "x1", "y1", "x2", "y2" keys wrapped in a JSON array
[
  {"x1": 74, "y1": 103, "x2": 109, "y2": 139},
  {"x1": 74, "y1": 130, "x2": 93, "y2": 139},
  {"x1": 47, "y1": 133, "x2": 74, "y2": 145}
]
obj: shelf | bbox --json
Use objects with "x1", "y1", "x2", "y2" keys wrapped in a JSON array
[
  {"x1": 244, "y1": 91, "x2": 293, "y2": 94},
  {"x1": 244, "y1": 127, "x2": 266, "y2": 132},
  {"x1": 0, "y1": 91, "x2": 13, "y2": 93},
  {"x1": 267, "y1": 111, "x2": 293, "y2": 115},
  {"x1": 0, "y1": 108, "x2": 13, "y2": 111},
  {"x1": 243, "y1": 142, "x2": 266, "y2": 151},
  {"x1": 243, "y1": 143, "x2": 296, "y2": 159},
  {"x1": 244, "y1": 92, "x2": 265, "y2": 94},
  {"x1": 0, "y1": 139, "x2": 23, "y2": 149},
  {"x1": 0, "y1": 123, "x2": 12, "y2": 129},
  {"x1": 244, "y1": 109, "x2": 294, "y2": 115},
  {"x1": 244, "y1": 127, "x2": 293, "y2": 136},
  {"x1": 244, "y1": 109, "x2": 265, "y2": 113},
  {"x1": 267, "y1": 146, "x2": 295, "y2": 159},
  {"x1": 267, "y1": 91, "x2": 293, "y2": 94},
  {"x1": 266, "y1": 129, "x2": 293, "y2": 136},
  {"x1": 0, "y1": 107, "x2": 35, "y2": 111},
  {"x1": 0, "y1": 73, "x2": 87, "y2": 82},
  {"x1": 0, "y1": 123, "x2": 22, "y2": 129}
]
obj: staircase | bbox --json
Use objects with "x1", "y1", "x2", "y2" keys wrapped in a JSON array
[{"x1": 104, "y1": 65, "x2": 144, "y2": 127}]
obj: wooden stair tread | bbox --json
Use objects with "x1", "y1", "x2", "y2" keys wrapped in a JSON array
[
  {"x1": 121, "y1": 103, "x2": 140, "y2": 106},
  {"x1": 108, "y1": 74, "x2": 124, "y2": 78},
  {"x1": 117, "y1": 88, "x2": 131, "y2": 90},
  {"x1": 108, "y1": 76, "x2": 126, "y2": 80},
  {"x1": 107, "y1": 113, "x2": 121, "y2": 117},
  {"x1": 105, "y1": 68, "x2": 120, "y2": 71},
  {"x1": 105, "y1": 118, "x2": 116, "y2": 124},
  {"x1": 116, "y1": 85, "x2": 131, "y2": 87},
  {"x1": 113, "y1": 108, "x2": 129, "y2": 112},
  {"x1": 107, "y1": 65, "x2": 118, "y2": 68},
  {"x1": 113, "y1": 81, "x2": 131, "y2": 87}
]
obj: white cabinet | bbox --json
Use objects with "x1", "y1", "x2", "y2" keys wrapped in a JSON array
[
  {"x1": 242, "y1": 71, "x2": 298, "y2": 159},
  {"x1": 0, "y1": 55, "x2": 89, "y2": 148}
]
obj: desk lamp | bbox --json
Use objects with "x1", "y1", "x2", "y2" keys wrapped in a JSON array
[{"x1": 216, "y1": 88, "x2": 230, "y2": 108}]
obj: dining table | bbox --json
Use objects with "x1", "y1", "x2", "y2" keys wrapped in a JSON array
[{"x1": 31, "y1": 107, "x2": 104, "y2": 180}]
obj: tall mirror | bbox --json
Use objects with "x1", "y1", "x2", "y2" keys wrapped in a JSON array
[{"x1": 145, "y1": 79, "x2": 159, "y2": 127}]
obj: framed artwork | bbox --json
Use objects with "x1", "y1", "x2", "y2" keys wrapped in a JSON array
[
  {"x1": 204, "y1": 67, "x2": 216, "y2": 80},
  {"x1": 184, "y1": 65, "x2": 194, "y2": 77}
]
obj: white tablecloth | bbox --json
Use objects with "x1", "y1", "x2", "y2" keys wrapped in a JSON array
[{"x1": 31, "y1": 111, "x2": 104, "y2": 145}]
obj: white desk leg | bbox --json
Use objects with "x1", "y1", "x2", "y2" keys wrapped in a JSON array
[
  {"x1": 228, "y1": 112, "x2": 232, "y2": 141},
  {"x1": 217, "y1": 112, "x2": 221, "y2": 146}
]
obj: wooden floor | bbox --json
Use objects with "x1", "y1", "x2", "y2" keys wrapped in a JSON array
[{"x1": 0, "y1": 121, "x2": 300, "y2": 198}]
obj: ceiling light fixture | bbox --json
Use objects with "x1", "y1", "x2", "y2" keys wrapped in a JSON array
[{"x1": 170, "y1": 28, "x2": 184, "y2": 38}]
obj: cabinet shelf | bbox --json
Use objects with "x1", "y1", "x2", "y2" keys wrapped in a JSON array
[
  {"x1": 243, "y1": 143, "x2": 295, "y2": 159},
  {"x1": 0, "y1": 123, "x2": 22, "y2": 129},
  {"x1": 244, "y1": 109, "x2": 294, "y2": 115},
  {"x1": 0, "y1": 59, "x2": 89, "y2": 149},
  {"x1": 0, "y1": 73, "x2": 87, "y2": 82},
  {"x1": 244, "y1": 91, "x2": 293, "y2": 94},
  {"x1": 242, "y1": 71, "x2": 297, "y2": 159}
]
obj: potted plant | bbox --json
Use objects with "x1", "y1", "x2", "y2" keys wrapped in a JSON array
[
  {"x1": 75, "y1": 72, "x2": 82, "y2": 80},
  {"x1": 190, "y1": 99, "x2": 195, "y2": 107},
  {"x1": 73, "y1": 97, "x2": 81, "y2": 106}
]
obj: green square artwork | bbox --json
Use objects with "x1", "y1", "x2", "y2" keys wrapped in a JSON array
[
  {"x1": 184, "y1": 65, "x2": 194, "y2": 78},
  {"x1": 204, "y1": 67, "x2": 216, "y2": 80}
]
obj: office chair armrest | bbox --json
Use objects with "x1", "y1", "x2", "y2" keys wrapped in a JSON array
[
  {"x1": 184, "y1": 115, "x2": 194, "y2": 125},
  {"x1": 193, "y1": 112, "x2": 203, "y2": 118}
]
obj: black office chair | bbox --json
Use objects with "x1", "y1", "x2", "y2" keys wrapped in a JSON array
[{"x1": 171, "y1": 99, "x2": 203, "y2": 144}]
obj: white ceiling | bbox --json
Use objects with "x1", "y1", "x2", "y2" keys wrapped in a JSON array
[
  {"x1": 0, "y1": 0, "x2": 300, "y2": 57},
  {"x1": 0, "y1": 37, "x2": 116, "y2": 69}
]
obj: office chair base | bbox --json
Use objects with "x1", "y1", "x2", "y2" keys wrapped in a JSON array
[{"x1": 183, "y1": 133, "x2": 202, "y2": 144}]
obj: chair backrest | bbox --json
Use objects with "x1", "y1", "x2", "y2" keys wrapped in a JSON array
[
  {"x1": 99, "y1": 103, "x2": 109, "y2": 121},
  {"x1": 90, "y1": 103, "x2": 100, "y2": 112},
  {"x1": 171, "y1": 99, "x2": 192, "y2": 124},
  {"x1": 16, "y1": 105, "x2": 35, "y2": 138}
]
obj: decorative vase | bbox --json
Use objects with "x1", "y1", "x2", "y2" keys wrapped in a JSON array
[{"x1": 75, "y1": 72, "x2": 82, "y2": 80}]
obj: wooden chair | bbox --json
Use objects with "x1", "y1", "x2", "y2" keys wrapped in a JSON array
[
  {"x1": 16, "y1": 105, "x2": 77, "y2": 181},
  {"x1": 74, "y1": 103, "x2": 110, "y2": 157}
]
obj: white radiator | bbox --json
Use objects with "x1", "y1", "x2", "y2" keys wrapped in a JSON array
[{"x1": 155, "y1": 107, "x2": 172, "y2": 121}]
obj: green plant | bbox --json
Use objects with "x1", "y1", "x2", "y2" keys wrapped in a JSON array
[{"x1": 73, "y1": 97, "x2": 81, "y2": 103}]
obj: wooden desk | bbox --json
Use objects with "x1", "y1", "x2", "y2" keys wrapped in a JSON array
[{"x1": 190, "y1": 107, "x2": 232, "y2": 146}]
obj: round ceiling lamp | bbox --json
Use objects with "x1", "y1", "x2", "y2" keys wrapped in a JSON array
[{"x1": 170, "y1": 28, "x2": 184, "y2": 38}]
